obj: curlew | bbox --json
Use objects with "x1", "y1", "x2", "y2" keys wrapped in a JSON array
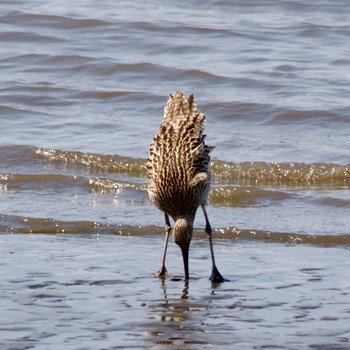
[{"x1": 147, "y1": 90, "x2": 225, "y2": 283}]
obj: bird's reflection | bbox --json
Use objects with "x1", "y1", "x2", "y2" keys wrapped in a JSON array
[
  {"x1": 143, "y1": 278, "x2": 220, "y2": 347},
  {"x1": 158, "y1": 279, "x2": 190, "y2": 322}
]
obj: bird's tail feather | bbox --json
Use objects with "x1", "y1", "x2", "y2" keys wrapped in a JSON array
[{"x1": 164, "y1": 90, "x2": 200, "y2": 121}]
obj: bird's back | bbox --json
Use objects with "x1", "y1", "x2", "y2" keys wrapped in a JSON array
[{"x1": 147, "y1": 91, "x2": 214, "y2": 218}]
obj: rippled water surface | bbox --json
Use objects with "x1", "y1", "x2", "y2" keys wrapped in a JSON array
[
  {"x1": 2, "y1": 234, "x2": 350, "y2": 350},
  {"x1": 1, "y1": 0, "x2": 350, "y2": 348}
]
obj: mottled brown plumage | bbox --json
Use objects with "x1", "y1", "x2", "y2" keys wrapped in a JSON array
[{"x1": 147, "y1": 90, "x2": 224, "y2": 282}]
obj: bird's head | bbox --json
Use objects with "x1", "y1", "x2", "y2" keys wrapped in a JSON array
[{"x1": 172, "y1": 217, "x2": 193, "y2": 249}]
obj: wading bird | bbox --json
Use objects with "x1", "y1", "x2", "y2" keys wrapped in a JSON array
[{"x1": 147, "y1": 90, "x2": 225, "y2": 283}]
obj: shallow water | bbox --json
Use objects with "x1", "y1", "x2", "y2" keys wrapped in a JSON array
[
  {"x1": 1, "y1": 234, "x2": 350, "y2": 349},
  {"x1": 1, "y1": 0, "x2": 350, "y2": 348}
]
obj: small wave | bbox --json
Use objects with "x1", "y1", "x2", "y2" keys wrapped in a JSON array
[
  {"x1": 0, "y1": 145, "x2": 348, "y2": 188},
  {"x1": 178, "y1": 69, "x2": 229, "y2": 84},
  {"x1": 0, "y1": 105, "x2": 49, "y2": 116},
  {"x1": 1, "y1": 53, "x2": 98, "y2": 75},
  {"x1": 311, "y1": 196, "x2": 350, "y2": 209},
  {"x1": 210, "y1": 186, "x2": 293, "y2": 207},
  {"x1": 204, "y1": 101, "x2": 274, "y2": 122},
  {"x1": 89, "y1": 178, "x2": 145, "y2": 195},
  {"x1": 78, "y1": 90, "x2": 131, "y2": 100},
  {"x1": 0, "y1": 169, "x2": 299, "y2": 207},
  {"x1": 0, "y1": 173, "x2": 89, "y2": 191},
  {"x1": 0, "y1": 214, "x2": 106, "y2": 234},
  {"x1": 268, "y1": 108, "x2": 350, "y2": 124},
  {"x1": 2, "y1": 214, "x2": 350, "y2": 246},
  {"x1": 212, "y1": 227, "x2": 350, "y2": 246},
  {"x1": 74, "y1": 61, "x2": 174, "y2": 79},
  {"x1": 131, "y1": 20, "x2": 235, "y2": 37},
  {"x1": 35, "y1": 147, "x2": 147, "y2": 177},
  {"x1": 34, "y1": 147, "x2": 350, "y2": 186},
  {"x1": 204, "y1": 101, "x2": 350, "y2": 125},
  {"x1": 3, "y1": 170, "x2": 347, "y2": 209},
  {"x1": 0, "y1": 31, "x2": 64, "y2": 43},
  {"x1": 2, "y1": 146, "x2": 349, "y2": 188},
  {"x1": 0, "y1": 171, "x2": 146, "y2": 196},
  {"x1": 1, "y1": 10, "x2": 111, "y2": 29},
  {"x1": 211, "y1": 160, "x2": 350, "y2": 186}
]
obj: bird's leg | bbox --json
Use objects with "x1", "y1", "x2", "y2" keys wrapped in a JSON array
[
  {"x1": 156, "y1": 214, "x2": 171, "y2": 277},
  {"x1": 202, "y1": 205, "x2": 225, "y2": 283}
]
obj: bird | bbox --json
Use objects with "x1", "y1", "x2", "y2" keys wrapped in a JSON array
[{"x1": 147, "y1": 90, "x2": 225, "y2": 283}]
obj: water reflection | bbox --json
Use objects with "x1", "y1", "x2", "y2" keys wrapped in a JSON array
[
  {"x1": 158, "y1": 279, "x2": 190, "y2": 321},
  {"x1": 144, "y1": 279, "x2": 211, "y2": 347}
]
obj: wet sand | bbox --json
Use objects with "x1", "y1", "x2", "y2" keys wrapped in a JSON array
[{"x1": 1, "y1": 233, "x2": 350, "y2": 349}]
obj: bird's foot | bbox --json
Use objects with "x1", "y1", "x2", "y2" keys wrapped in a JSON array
[
  {"x1": 155, "y1": 266, "x2": 168, "y2": 278},
  {"x1": 210, "y1": 265, "x2": 226, "y2": 283}
]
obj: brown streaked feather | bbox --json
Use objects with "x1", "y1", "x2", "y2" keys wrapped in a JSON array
[{"x1": 147, "y1": 90, "x2": 214, "y2": 218}]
